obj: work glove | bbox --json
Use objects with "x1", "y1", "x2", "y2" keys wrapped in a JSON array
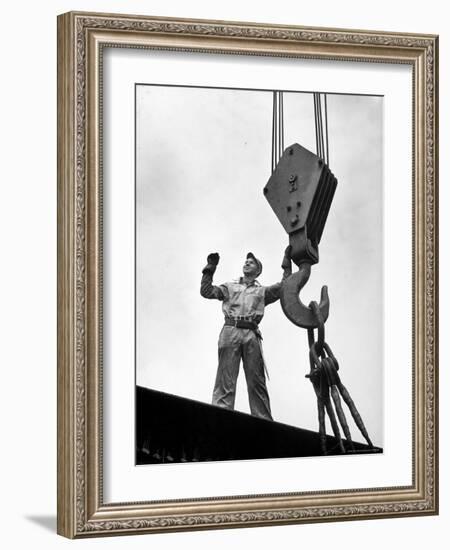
[
  {"x1": 202, "y1": 252, "x2": 220, "y2": 275},
  {"x1": 281, "y1": 245, "x2": 292, "y2": 276}
]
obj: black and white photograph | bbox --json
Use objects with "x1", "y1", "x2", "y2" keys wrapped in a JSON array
[{"x1": 135, "y1": 83, "x2": 384, "y2": 465}]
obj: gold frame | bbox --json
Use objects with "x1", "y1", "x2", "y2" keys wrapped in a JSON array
[{"x1": 57, "y1": 11, "x2": 439, "y2": 538}]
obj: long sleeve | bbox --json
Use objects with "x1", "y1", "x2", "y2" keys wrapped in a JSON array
[
  {"x1": 200, "y1": 271, "x2": 227, "y2": 301},
  {"x1": 263, "y1": 266, "x2": 292, "y2": 306}
]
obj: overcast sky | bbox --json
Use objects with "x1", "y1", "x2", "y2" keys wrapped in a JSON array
[{"x1": 135, "y1": 84, "x2": 383, "y2": 447}]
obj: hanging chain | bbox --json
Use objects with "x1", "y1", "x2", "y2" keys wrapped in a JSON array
[{"x1": 305, "y1": 301, "x2": 373, "y2": 454}]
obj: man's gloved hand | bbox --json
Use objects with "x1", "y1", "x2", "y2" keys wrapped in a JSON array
[
  {"x1": 281, "y1": 245, "x2": 292, "y2": 276},
  {"x1": 202, "y1": 252, "x2": 220, "y2": 275},
  {"x1": 207, "y1": 253, "x2": 220, "y2": 266}
]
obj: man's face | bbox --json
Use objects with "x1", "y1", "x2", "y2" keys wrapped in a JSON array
[{"x1": 243, "y1": 257, "x2": 259, "y2": 278}]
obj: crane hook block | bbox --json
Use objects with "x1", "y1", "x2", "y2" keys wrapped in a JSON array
[{"x1": 263, "y1": 143, "x2": 337, "y2": 267}]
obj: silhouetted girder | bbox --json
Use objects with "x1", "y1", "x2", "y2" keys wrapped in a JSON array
[{"x1": 136, "y1": 386, "x2": 380, "y2": 465}]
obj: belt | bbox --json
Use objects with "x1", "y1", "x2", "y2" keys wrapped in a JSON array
[{"x1": 224, "y1": 317, "x2": 259, "y2": 330}]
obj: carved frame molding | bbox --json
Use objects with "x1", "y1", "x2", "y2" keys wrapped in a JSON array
[{"x1": 57, "y1": 11, "x2": 438, "y2": 538}]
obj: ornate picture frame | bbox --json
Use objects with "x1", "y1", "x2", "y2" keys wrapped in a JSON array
[{"x1": 57, "y1": 11, "x2": 438, "y2": 538}]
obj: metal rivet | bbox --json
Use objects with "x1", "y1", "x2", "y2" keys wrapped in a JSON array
[
  {"x1": 287, "y1": 205, "x2": 292, "y2": 212},
  {"x1": 290, "y1": 215, "x2": 299, "y2": 226},
  {"x1": 288, "y1": 173, "x2": 297, "y2": 183}
]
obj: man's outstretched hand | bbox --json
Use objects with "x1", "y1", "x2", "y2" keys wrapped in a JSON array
[
  {"x1": 281, "y1": 245, "x2": 292, "y2": 269},
  {"x1": 281, "y1": 245, "x2": 292, "y2": 276}
]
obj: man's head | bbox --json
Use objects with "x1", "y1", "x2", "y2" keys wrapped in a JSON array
[{"x1": 243, "y1": 252, "x2": 263, "y2": 279}]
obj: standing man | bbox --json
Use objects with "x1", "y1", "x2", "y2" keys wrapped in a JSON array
[{"x1": 200, "y1": 249, "x2": 292, "y2": 420}]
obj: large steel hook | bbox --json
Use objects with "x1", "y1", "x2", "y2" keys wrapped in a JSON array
[
  {"x1": 280, "y1": 262, "x2": 329, "y2": 329},
  {"x1": 263, "y1": 142, "x2": 336, "y2": 328}
]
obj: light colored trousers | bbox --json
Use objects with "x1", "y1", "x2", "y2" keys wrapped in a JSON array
[{"x1": 212, "y1": 325, "x2": 272, "y2": 421}]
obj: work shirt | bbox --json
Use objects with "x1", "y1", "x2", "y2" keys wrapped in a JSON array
[{"x1": 200, "y1": 272, "x2": 282, "y2": 324}]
